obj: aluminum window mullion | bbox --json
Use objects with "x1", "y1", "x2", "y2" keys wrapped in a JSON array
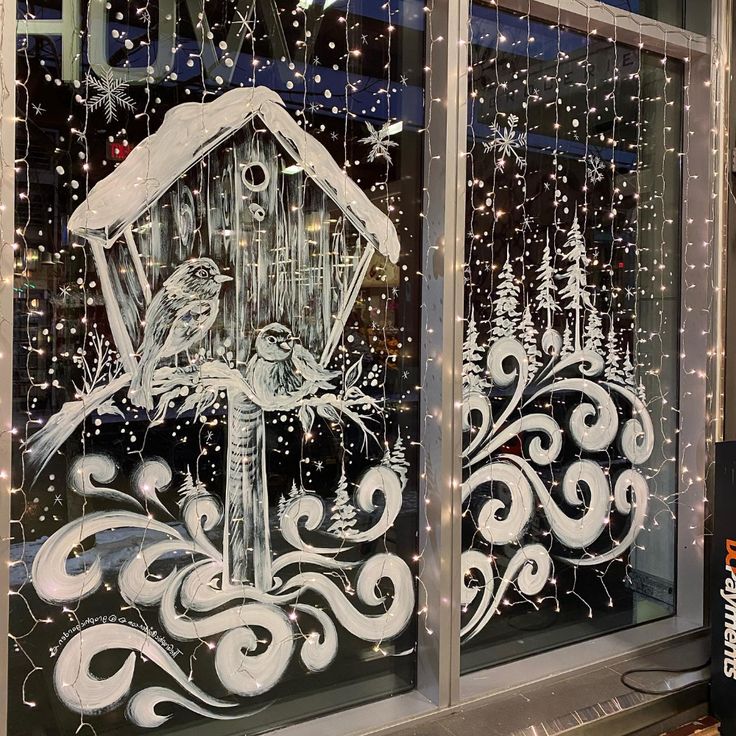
[
  {"x1": 0, "y1": 0, "x2": 17, "y2": 730},
  {"x1": 416, "y1": 0, "x2": 468, "y2": 710}
]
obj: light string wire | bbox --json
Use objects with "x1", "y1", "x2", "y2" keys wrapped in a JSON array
[
  {"x1": 458, "y1": 0, "x2": 708, "y2": 648},
  {"x1": 10, "y1": 0, "x2": 421, "y2": 729}
]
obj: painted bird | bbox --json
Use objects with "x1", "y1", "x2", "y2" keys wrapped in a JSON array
[
  {"x1": 128, "y1": 258, "x2": 232, "y2": 410},
  {"x1": 244, "y1": 323, "x2": 338, "y2": 407}
]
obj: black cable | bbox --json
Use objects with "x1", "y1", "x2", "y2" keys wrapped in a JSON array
[{"x1": 620, "y1": 659, "x2": 711, "y2": 696}]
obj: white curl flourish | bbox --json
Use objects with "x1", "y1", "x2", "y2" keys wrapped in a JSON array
[
  {"x1": 32, "y1": 512, "x2": 182, "y2": 604},
  {"x1": 461, "y1": 544, "x2": 552, "y2": 641},
  {"x1": 54, "y1": 623, "x2": 235, "y2": 724}
]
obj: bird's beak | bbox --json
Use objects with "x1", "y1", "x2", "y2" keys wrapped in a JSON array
[
  {"x1": 279, "y1": 340, "x2": 291, "y2": 350},
  {"x1": 214, "y1": 274, "x2": 233, "y2": 283}
]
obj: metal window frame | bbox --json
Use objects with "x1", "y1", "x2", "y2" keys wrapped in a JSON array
[
  {"x1": 0, "y1": 0, "x2": 725, "y2": 735},
  {"x1": 0, "y1": 0, "x2": 15, "y2": 731}
]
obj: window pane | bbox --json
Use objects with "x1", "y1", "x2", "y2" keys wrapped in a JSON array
[
  {"x1": 462, "y1": 6, "x2": 682, "y2": 671},
  {"x1": 10, "y1": 1, "x2": 424, "y2": 733},
  {"x1": 601, "y1": 0, "x2": 684, "y2": 27}
]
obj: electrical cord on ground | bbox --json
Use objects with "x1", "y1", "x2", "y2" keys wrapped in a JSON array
[{"x1": 620, "y1": 659, "x2": 711, "y2": 695}]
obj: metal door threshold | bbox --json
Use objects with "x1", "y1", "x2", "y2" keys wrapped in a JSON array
[
  {"x1": 383, "y1": 633, "x2": 711, "y2": 736},
  {"x1": 507, "y1": 683, "x2": 708, "y2": 736}
]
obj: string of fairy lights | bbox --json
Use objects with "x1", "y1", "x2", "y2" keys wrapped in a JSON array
[
  {"x1": 460, "y1": 0, "x2": 716, "y2": 654},
  {"x1": 8, "y1": 0, "x2": 426, "y2": 730},
  {"x1": 0, "y1": 0, "x2": 723, "y2": 731}
]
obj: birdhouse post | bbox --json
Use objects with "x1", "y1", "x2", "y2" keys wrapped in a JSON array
[
  {"x1": 64, "y1": 87, "x2": 400, "y2": 593},
  {"x1": 225, "y1": 388, "x2": 271, "y2": 590}
]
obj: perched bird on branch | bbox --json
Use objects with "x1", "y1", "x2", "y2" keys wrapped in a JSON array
[
  {"x1": 245, "y1": 322, "x2": 338, "y2": 407},
  {"x1": 129, "y1": 258, "x2": 232, "y2": 410}
]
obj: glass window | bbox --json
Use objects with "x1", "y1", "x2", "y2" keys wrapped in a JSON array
[
  {"x1": 10, "y1": 1, "x2": 425, "y2": 733},
  {"x1": 461, "y1": 5, "x2": 682, "y2": 672},
  {"x1": 602, "y1": 0, "x2": 684, "y2": 27}
]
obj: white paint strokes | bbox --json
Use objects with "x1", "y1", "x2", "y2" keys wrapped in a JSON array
[
  {"x1": 32, "y1": 512, "x2": 181, "y2": 604},
  {"x1": 55, "y1": 623, "x2": 237, "y2": 725},
  {"x1": 68, "y1": 454, "x2": 143, "y2": 510},
  {"x1": 67, "y1": 86, "x2": 400, "y2": 262}
]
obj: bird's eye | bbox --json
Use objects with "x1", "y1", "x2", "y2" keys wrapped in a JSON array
[
  {"x1": 266, "y1": 335, "x2": 277, "y2": 343},
  {"x1": 195, "y1": 267, "x2": 209, "y2": 279}
]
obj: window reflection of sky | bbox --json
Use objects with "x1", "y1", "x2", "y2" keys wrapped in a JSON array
[{"x1": 470, "y1": 9, "x2": 641, "y2": 169}]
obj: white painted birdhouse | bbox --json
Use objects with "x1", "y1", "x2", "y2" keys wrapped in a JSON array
[
  {"x1": 66, "y1": 86, "x2": 401, "y2": 593},
  {"x1": 68, "y1": 85, "x2": 400, "y2": 375}
]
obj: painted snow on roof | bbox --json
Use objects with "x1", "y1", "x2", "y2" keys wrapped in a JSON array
[{"x1": 68, "y1": 86, "x2": 400, "y2": 262}]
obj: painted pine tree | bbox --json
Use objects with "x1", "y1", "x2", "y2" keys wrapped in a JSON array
[
  {"x1": 520, "y1": 303, "x2": 541, "y2": 378},
  {"x1": 558, "y1": 211, "x2": 593, "y2": 350},
  {"x1": 287, "y1": 480, "x2": 306, "y2": 501},
  {"x1": 583, "y1": 294, "x2": 605, "y2": 356},
  {"x1": 277, "y1": 493, "x2": 288, "y2": 521},
  {"x1": 177, "y1": 468, "x2": 206, "y2": 505},
  {"x1": 387, "y1": 429, "x2": 409, "y2": 488},
  {"x1": 328, "y1": 468, "x2": 358, "y2": 536},
  {"x1": 604, "y1": 322, "x2": 623, "y2": 382},
  {"x1": 534, "y1": 232, "x2": 558, "y2": 330},
  {"x1": 491, "y1": 258, "x2": 521, "y2": 342},
  {"x1": 622, "y1": 345, "x2": 636, "y2": 388},
  {"x1": 561, "y1": 321, "x2": 574, "y2": 357},
  {"x1": 462, "y1": 307, "x2": 488, "y2": 392}
]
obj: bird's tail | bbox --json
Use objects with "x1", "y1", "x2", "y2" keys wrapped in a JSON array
[{"x1": 128, "y1": 362, "x2": 155, "y2": 411}]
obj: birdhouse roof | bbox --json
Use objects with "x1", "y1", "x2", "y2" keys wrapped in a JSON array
[{"x1": 67, "y1": 86, "x2": 400, "y2": 262}]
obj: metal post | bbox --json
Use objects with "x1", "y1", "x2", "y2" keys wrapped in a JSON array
[
  {"x1": 417, "y1": 0, "x2": 467, "y2": 708},
  {"x1": 0, "y1": 0, "x2": 17, "y2": 731}
]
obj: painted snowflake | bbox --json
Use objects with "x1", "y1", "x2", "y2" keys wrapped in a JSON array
[
  {"x1": 483, "y1": 113, "x2": 527, "y2": 170},
  {"x1": 359, "y1": 121, "x2": 399, "y2": 164},
  {"x1": 85, "y1": 70, "x2": 135, "y2": 123},
  {"x1": 586, "y1": 154, "x2": 605, "y2": 184}
]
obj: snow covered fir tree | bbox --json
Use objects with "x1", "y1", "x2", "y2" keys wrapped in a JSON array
[
  {"x1": 490, "y1": 257, "x2": 522, "y2": 342},
  {"x1": 462, "y1": 308, "x2": 489, "y2": 392},
  {"x1": 462, "y1": 214, "x2": 643, "y2": 400},
  {"x1": 383, "y1": 429, "x2": 409, "y2": 489},
  {"x1": 327, "y1": 467, "x2": 358, "y2": 536},
  {"x1": 558, "y1": 210, "x2": 594, "y2": 352},
  {"x1": 535, "y1": 233, "x2": 558, "y2": 329}
]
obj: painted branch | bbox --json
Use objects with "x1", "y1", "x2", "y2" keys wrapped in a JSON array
[{"x1": 25, "y1": 362, "x2": 250, "y2": 484}]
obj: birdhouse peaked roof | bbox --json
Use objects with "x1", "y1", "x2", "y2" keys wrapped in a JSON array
[{"x1": 67, "y1": 86, "x2": 400, "y2": 263}]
